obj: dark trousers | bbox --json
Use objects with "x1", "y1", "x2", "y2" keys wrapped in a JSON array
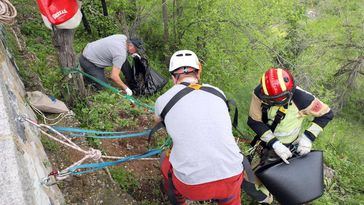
[{"x1": 79, "y1": 54, "x2": 106, "y2": 89}]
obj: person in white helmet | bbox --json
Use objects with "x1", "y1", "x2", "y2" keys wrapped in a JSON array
[{"x1": 154, "y1": 50, "x2": 244, "y2": 205}]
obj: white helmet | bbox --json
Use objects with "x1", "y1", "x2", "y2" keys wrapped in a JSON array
[{"x1": 169, "y1": 50, "x2": 200, "y2": 73}]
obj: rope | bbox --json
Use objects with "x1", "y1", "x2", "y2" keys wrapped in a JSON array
[
  {"x1": 62, "y1": 66, "x2": 154, "y2": 112},
  {"x1": 52, "y1": 126, "x2": 152, "y2": 139},
  {"x1": 52, "y1": 126, "x2": 130, "y2": 134},
  {"x1": 19, "y1": 116, "x2": 164, "y2": 186},
  {"x1": 68, "y1": 149, "x2": 162, "y2": 175},
  {"x1": 27, "y1": 101, "x2": 75, "y2": 126},
  {"x1": 0, "y1": 0, "x2": 17, "y2": 25},
  {"x1": 69, "y1": 132, "x2": 151, "y2": 139}
]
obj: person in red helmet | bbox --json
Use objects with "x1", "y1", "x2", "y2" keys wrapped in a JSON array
[{"x1": 244, "y1": 68, "x2": 334, "y2": 204}]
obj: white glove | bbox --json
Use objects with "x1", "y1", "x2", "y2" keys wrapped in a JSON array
[
  {"x1": 272, "y1": 141, "x2": 292, "y2": 164},
  {"x1": 131, "y1": 53, "x2": 141, "y2": 59},
  {"x1": 296, "y1": 134, "x2": 312, "y2": 156},
  {"x1": 125, "y1": 87, "x2": 133, "y2": 96}
]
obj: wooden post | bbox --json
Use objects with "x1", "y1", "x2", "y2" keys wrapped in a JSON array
[{"x1": 52, "y1": 29, "x2": 86, "y2": 104}]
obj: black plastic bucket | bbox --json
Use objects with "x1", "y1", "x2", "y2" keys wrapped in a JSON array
[{"x1": 255, "y1": 151, "x2": 324, "y2": 204}]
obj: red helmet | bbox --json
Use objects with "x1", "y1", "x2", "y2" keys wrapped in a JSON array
[{"x1": 259, "y1": 68, "x2": 295, "y2": 106}]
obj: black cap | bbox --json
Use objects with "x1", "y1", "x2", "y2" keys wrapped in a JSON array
[{"x1": 129, "y1": 38, "x2": 144, "y2": 51}]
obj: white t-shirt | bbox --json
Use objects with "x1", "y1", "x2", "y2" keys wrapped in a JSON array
[{"x1": 155, "y1": 83, "x2": 244, "y2": 185}]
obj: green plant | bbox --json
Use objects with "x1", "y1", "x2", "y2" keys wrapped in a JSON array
[
  {"x1": 41, "y1": 136, "x2": 60, "y2": 152},
  {"x1": 74, "y1": 91, "x2": 147, "y2": 129},
  {"x1": 110, "y1": 167, "x2": 139, "y2": 192}
]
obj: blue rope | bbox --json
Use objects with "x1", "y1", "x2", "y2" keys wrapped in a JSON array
[
  {"x1": 67, "y1": 130, "x2": 151, "y2": 139},
  {"x1": 68, "y1": 149, "x2": 162, "y2": 175},
  {"x1": 52, "y1": 126, "x2": 130, "y2": 135}
]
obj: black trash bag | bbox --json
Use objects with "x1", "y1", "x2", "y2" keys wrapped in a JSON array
[
  {"x1": 141, "y1": 66, "x2": 167, "y2": 95},
  {"x1": 133, "y1": 57, "x2": 167, "y2": 96}
]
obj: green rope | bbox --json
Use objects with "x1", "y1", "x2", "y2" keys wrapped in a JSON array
[{"x1": 62, "y1": 65, "x2": 154, "y2": 112}]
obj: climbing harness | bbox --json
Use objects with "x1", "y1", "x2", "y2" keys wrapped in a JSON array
[
  {"x1": 62, "y1": 65, "x2": 154, "y2": 112},
  {"x1": 249, "y1": 104, "x2": 287, "y2": 148},
  {"x1": 148, "y1": 82, "x2": 249, "y2": 143},
  {"x1": 18, "y1": 116, "x2": 166, "y2": 186}
]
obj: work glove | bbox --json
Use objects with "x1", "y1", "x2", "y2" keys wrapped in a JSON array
[
  {"x1": 296, "y1": 133, "x2": 312, "y2": 156},
  {"x1": 125, "y1": 87, "x2": 133, "y2": 96},
  {"x1": 272, "y1": 141, "x2": 292, "y2": 164},
  {"x1": 131, "y1": 53, "x2": 141, "y2": 59}
]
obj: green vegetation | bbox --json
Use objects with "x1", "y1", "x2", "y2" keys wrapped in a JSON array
[
  {"x1": 110, "y1": 167, "x2": 139, "y2": 192},
  {"x1": 41, "y1": 137, "x2": 60, "y2": 152},
  {"x1": 8, "y1": 0, "x2": 364, "y2": 204},
  {"x1": 74, "y1": 91, "x2": 142, "y2": 130},
  {"x1": 315, "y1": 119, "x2": 364, "y2": 204}
]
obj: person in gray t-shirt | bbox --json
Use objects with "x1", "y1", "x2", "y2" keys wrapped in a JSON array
[{"x1": 79, "y1": 34, "x2": 143, "y2": 96}]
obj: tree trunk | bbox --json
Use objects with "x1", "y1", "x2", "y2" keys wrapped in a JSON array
[
  {"x1": 171, "y1": 0, "x2": 183, "y2": 50},
  {"x1": 162, "y1": 0, "x2": 169, "y2": 65},
  {"x1": 101, "y1": 0, "x2": 108, "y2": 16},
  {"x1": 52, "y1": 29, "x2": 86, "y2": 105},
  {"x1": 176, "y1": 0, "x2": 183, "y2": 44},
  {"x1": 116, "y1": 11, "x2": 130, "y2": 37}
]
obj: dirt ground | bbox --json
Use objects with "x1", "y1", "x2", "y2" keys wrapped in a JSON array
[{"x1": 41, "y1": 116, "x2": 169, "y2": 205}]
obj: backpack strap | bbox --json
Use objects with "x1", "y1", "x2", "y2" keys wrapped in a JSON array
[
  {"x1": 227, "y1": 99, "x2": 239, "y2": 129},
  {"x1": 148, "y1": 82, "x2": 242, "y2": 145},
  {"x1": 160, "y1": 85, "x2": 195, "y2": 120},
  {"x1": 250, "y1": 104, "x2": 287, "y2": 148},
  {"x1": 269, "y1": 106, "x2": 287, "y2": 132},
  {"x1": 148, "y1": 121, "x2": 165, "y2": 145},
  {"x1": 261, "y1": 103, "x2": 270, "y2": 124},
  {"x1": 166, "y1": 171, "x2": 179, "y2": 205},
  {"x1": 148, "y1": 83, "x2": 195, "y2": 145}
]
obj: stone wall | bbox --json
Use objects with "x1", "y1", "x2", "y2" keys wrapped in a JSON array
[{"x1": 0, "y1": 29, "x2": 64, "y2": 205}]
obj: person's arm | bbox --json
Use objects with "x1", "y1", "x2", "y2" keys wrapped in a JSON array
[
  {"x1": 154, "y1": 97, "x2": 162, "y2": 123},
  {"x1": 110, "y1": 66, "x2": 132, "y2": 95},
  {"x1": 247, "y1": 91, "x2": 279, "y2": 148},
  {"x1": 295, "y1": 87, "x2": 334, "y2": 142},
  {"x1": 247, "y1": 89, "x2": 292, "y2": 164},
  {"x1": 294, "y1": 87, "x2": 334, "y2": 155}
]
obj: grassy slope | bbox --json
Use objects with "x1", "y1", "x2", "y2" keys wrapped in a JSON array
[
  {"x1": 7, "y1": 0, "x2": 364, "y2": 204},
  {"x1": 315, "y1": 118, "x2": 364, "y2": 204}
]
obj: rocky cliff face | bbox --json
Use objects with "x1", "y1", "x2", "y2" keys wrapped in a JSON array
[{"x1": 0, "y1": 28, "x2": 64, "y2": 205}]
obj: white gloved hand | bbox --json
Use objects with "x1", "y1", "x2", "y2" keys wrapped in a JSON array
[
  {"x1": 297, "y1": 134, "x2": 312, "y2": 156},
  {"x1": 272, "y1": 141, "x2": 292, "y2": 164},
  {"x1": 131, "y1": 53, "x2": 141, "y2": 59},
  {"x1": 125, "y1": 87, "x2": 133, "y2": 96}
]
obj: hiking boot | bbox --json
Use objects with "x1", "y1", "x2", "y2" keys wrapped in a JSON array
[{"x1": 258, "y1": 193, "x2": 273, "y2": 204}]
